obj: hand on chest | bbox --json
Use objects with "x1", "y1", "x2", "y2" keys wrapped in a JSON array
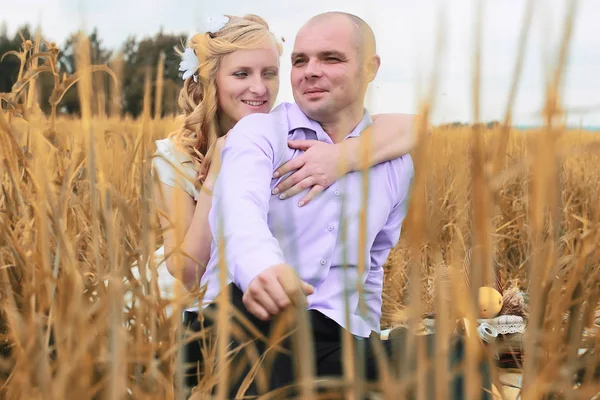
[{"x1": 269, "y1": 162, "x2": 393, "y2": 240}]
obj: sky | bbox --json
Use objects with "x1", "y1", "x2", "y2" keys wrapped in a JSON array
[{"x1": 3, "y1": 0, "x2": 600, "y2": 126}]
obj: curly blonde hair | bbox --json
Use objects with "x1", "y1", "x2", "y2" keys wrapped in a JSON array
[{"x1": 169, "y1": 14, "x2": 283, "y2": 187}]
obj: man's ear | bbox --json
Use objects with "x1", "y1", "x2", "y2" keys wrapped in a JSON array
[{"x1": 366, "y1": 55, "x2": 381, "y2": 82}]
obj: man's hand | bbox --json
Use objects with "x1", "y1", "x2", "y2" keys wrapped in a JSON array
[
  {"x1": 243, "y1": 264, "x2": 314, "y2": 321},
  {"x1": 272, "y1": 140, "x2": 349, "y2": 207}
]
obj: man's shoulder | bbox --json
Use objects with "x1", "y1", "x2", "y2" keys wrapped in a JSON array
[
  {"x1": 231, "y1": 103, "x2": 293, "y2": 138},
  {"x1": 381, "y1": 153, "x2": 414, "y2": 177},
  {"x1": 226, "y1": 103, "x2": 296, "y2": 162},
  {"x1": 379, "y1": 153, "x2": 414, "y2": 200}
]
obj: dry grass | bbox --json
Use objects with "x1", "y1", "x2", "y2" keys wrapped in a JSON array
[{"x1": 1, "y1": 10, "x2": 600, "y2": 400}]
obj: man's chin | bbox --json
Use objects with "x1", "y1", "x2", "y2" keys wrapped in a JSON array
[{"x1": 297, "y1": 102, "x2": 328, "y2": 121}]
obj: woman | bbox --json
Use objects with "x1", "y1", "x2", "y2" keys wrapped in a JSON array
[{"x1": 149, "y1": 14, "x2": 417, "y2": 310}]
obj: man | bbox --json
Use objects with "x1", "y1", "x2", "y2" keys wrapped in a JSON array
[{"x1": 185, "y1": 11, "x2": 413, "y2": 396}]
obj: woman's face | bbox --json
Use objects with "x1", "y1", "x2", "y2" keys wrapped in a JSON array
[{"x1": 216, "y1": 42, "x2": 280, "y2": 129}]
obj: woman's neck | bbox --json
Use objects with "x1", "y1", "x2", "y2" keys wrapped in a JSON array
[{"x1": 218, "y1": 113, "x2": 236, "y2": 136}]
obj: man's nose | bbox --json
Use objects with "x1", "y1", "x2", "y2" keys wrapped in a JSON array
[{"x1": 304, "y1": 59, "x2": 322, "y2": 79}]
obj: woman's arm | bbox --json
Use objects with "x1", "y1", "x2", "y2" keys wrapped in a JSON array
[
  {"x1": 154, "y1": 183, "x2": 211, "y2": 291},
  {"x1": 154, "y1": 138, "x2": 225, "y2": 291},
  {"x1": 272, "y1": 113, "x2": 420, "y2": 205},
  {"x1": 348, "y1": 113, "x2": 417, "y2": 170}
]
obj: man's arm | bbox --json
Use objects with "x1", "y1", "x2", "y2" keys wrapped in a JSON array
[
  {"x1": 210, "y1": 118, "x2": 285, "y2": 292},
  {"x1": 363, "y1": 155, "x2": 414, "y2": 333},
  {"x1": 210, "y1": 117, "x2": 314, "y2": 320}
]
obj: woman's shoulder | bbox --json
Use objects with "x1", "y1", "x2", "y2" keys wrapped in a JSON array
[
  {"x1": 154, "y1": 138, "x2": 193, "y2": 163},
  {"x1": 152, "y1": 137, "x2": 199, "y2": 199}
]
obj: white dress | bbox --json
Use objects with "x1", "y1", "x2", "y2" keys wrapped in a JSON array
[{"x1": 127, "y1": 138, "x2": 200, "y2": 316}]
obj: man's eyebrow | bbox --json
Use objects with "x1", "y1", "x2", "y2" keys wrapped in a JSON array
[
  {"x1": 291, "y1": 51, "x2": 346, "y2": 59},
  {"x1": 319, "y1": 51, "x2": 345, "y2": 58}
]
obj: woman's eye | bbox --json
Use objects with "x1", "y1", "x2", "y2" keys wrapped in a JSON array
[
  {"x1": 263, "y1": 70, "x2": 278, "y2": 78},
  {"x1": 233, "y1": 71, "x2": 248, "y2": 78}
]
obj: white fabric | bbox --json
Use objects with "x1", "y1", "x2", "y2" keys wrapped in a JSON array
[
  {"x1": 152, "y1": 138, "x2": 199, "y2": 201},
  {"x1": 125, "y1": 138, "x2": 200, "y2": 316},
  {"x1": 383, "y1": 314, "x2": 527, "y2": 340},
  {"x1": 127, "y1": 245, "x2": 190, "y2": 317},
  {"x1": 479, "y1": 315, "x2": 527, "y2": 335}
]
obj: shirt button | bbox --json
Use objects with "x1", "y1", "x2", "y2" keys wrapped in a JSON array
[
  {"x1": 320, "y1": 259, "x2": 327, "y2": 265},
  {"x1": 328, "y1": 224, "x2": 335, "y2": 232},
  {"x1": 334, "y1": 190, "x2": 340, "y2": 196}
]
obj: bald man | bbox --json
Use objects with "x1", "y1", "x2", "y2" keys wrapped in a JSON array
[{"x1": 184, "y1": 12, "x2": 489, "y2": 398}]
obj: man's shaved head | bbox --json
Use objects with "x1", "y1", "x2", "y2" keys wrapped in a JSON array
[
  {"x1": 291, "y1": 11, "x2": 381, "y2": 135},
  {"x1": 302, "y1": 12, "x2": 377, "y2": 59}
]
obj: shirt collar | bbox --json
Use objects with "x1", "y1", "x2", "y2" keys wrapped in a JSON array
[{"x1": 286, "y1": 102, "x2": 372, "y2": 143}]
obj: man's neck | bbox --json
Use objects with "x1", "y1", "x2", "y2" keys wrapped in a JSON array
[{"x1": 320, "y1": 106, "x2": 365, "y2": 143}]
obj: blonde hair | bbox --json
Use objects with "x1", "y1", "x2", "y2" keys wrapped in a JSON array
[{"x1": 169, "y1": 14, "x2": 283, "y2": 186}]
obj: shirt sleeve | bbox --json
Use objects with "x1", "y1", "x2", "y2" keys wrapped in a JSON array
[
  {"x1": 209, "y1": 116, "x2": 287, "y2": 293},
  {"x1": 363, "y1": 154, "x2": 414, "y2": 332},
  {"x1": 152, "y1": 139, "x2": 199, "y2": 200}
]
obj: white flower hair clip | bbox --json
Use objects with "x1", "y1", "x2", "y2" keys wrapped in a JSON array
[
  {"x1": 202, "y1": 15, "x2": 230, "y2": 34},
  {"x1": 179, "y1": 47, "x2": 200, "y2": 82},
  {"x1": 179, "y1": 15, "x2": 229, "y2": 82}
]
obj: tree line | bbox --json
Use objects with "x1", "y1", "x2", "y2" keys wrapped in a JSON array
[{"x1": 0, "y1": 22, "x2": 187, "y2": 118}]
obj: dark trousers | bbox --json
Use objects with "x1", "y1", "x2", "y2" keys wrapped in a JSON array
[{"x1": 182, "y1": 284, "x2": 491, "y2": 399}]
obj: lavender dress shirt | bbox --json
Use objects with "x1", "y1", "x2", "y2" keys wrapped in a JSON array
[{"x1": 199, "y1": 102, "x2": 414, "y2": 338}]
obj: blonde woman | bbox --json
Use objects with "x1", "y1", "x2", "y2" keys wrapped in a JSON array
[{"x1": 150, "y1": 14, "x2": 417, "y2": 307}]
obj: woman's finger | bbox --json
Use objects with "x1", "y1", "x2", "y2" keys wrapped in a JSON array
[
  {"x1": 279, "y1": 177, "x2": 314, "y2": 200},
  {"x1": 298, "y1": 185, "x2": 325, "y2": 207},
  {"x1": 273, "y1": 155, "x2": 306, "y2": 179},
  {"x1": 286, "y1": 139, "x2": 320, "y2": 151},
  {"x1": 273, "y1": 167, "x2": 310, "y2": 195}
]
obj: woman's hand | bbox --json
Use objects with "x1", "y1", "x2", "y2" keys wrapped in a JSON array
[
  {"x1": 272, "y1": 140, "x2": 349, "y2": 207},
  {"x1": 271, "y1": 113, "x2": 418, "y2": 207}
]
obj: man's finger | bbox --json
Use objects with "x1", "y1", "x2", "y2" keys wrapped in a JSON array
[
  {"x1": 276, "y1": 267, "x2": 307, "y2": 306},
  {"x1": 273, "y1": 156, "x2": 305, "y2": 179},
  {"x1": 301, "y1": 281, "x2": 315, "y2": 295},
  {"x1": 253, "y1": 288, "x2": 283, "y2": 316},
  {"x1": 287, "y1": 139, "x2": 320, "y2": 151},
  {"x1": 298, "y1": 185, "x2": 325, "y2": 207},
  {"x1": 243, "y1": 295, "x2": 271, "y2": 321},
  {"x1": 263, "y1": 280, "x2": 291, "y2": 310}
]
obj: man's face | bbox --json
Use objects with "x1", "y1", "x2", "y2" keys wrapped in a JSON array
[{"x1": 291, "y1": 17, "x2": 367, "y2": 122}]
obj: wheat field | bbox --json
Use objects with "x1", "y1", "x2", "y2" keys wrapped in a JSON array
[{"x1": 1, "y1": 13, "x2": 600, "y2": 400}]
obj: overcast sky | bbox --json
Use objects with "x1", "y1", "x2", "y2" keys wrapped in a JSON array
[{"x1": 3, "y1": 0, "x2": 600, "y2": 125}]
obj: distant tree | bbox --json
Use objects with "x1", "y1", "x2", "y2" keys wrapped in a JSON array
[
  {"x1": 0, "y1": 24, "x2": 33, "y2": 93},
  {"x1": 1, "y1": 23, "x2": 185, "y2": 118},
  {"x1": 122, "y1": 28, "x2": 187, "y2": 117},
  {"x1": 38, "y1": 27, "x2": 114, "y2": 115}
]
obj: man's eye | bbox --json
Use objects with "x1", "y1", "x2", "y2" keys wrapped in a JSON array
[
  {"x1": 293, "y1": 59, "x2": 306, "y2": 66},
  {"x1": 325, "y1": 57, "x2": 340, "y2": 62}
]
